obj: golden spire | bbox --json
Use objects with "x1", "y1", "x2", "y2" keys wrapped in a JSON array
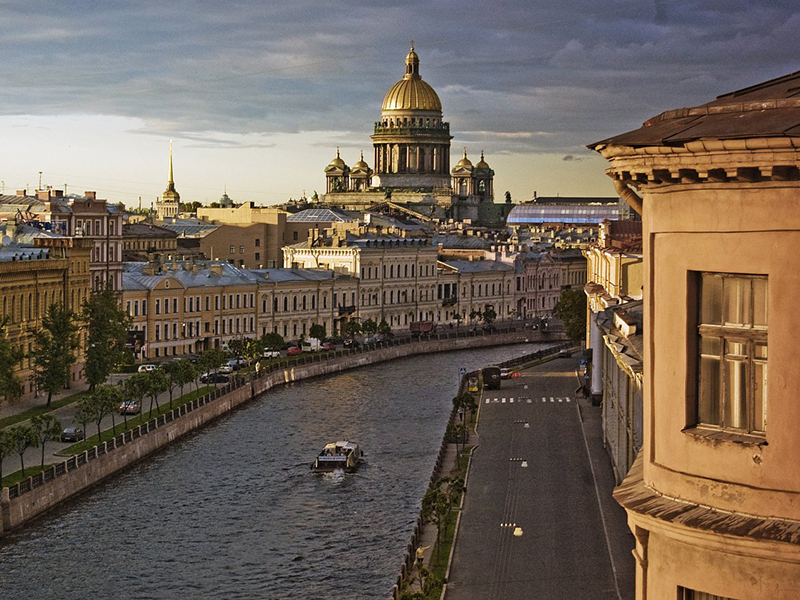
[
  {"x1": 463, "y1": 148, "x2": 468, "y2": 159},
  {"x1": 168, "y1": 140, "x2": 174, "y2": 187},
  {"x1": 405, "y1": 42, "x2": 420, "y2": 79}
]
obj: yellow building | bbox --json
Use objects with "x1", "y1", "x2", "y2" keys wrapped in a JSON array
[
  {"x1": 591, "y1": 72, "x2": 800, "y2": 598},
  {"x1": 0, "y1": 234, "x2": 92, "y2": 400}
]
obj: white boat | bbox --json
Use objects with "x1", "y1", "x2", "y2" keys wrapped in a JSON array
[{"x1": 312, "y1": 441, "x2": 364, "y2": 472}]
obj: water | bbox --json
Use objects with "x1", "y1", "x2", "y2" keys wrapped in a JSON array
[{"x1": 0, "y1": 343, "x2": 551, "y2": 599}]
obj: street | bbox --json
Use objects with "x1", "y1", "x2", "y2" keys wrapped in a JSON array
[{"x1": 445, "y1": 357, "x2": 634, "y2": 600}]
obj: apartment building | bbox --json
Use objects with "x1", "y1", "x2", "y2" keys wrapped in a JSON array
[{"x1": 591, "y1": 71, "x2": 800, "y2": 599}]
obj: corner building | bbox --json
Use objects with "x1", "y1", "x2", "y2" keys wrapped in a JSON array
[{"x1": 591, "y1": 72, "x2": 800, "y2": 598}]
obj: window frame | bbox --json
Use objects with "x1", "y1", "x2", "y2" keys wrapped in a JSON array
[{"x1": 689, "y1": 272, "x2": 768, "y2": 439}]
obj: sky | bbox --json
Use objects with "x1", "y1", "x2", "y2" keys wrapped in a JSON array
[{"x1": 1, "y1": 1, "x2": 798, "y2": 209}]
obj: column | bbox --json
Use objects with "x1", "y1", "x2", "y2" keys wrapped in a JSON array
[{"x1": 590, "y1": 314, "x2": 603, "y2": 398}]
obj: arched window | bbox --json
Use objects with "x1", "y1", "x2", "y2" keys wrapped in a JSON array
[
  {"x1": 302, "y1": 295, "x2": 307, "y2": 310},
  {"x1": 283, "y1": 297, "x2": 288, "y2": 312},
  {"x1": 273, "y1": 297, "x2": 278, "y2": 312},
  {"x1": 293, "y1": 296, "x2": 297, "y2": 311}
]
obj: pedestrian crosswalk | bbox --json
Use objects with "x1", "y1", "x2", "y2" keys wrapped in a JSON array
[{"x1": 484, "y1": 396, "x2": 571, "y2": 404}]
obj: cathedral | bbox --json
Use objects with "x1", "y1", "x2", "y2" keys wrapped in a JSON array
[{"x1": 322, "y1": 45, "x2": 509, "y2": 225}]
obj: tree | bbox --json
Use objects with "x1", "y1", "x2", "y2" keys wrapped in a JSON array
[
  {"x1": 83, "y1": 287, "x2": 131, "y2": 390},
  {"x1": 553, "y1": 289, "x2": 587, "y2": 341},
  {"x1": 198, "y1": 348, "x2": 226, "y2": 386},
  {"x1": 91, "y1": 384, "x2": 121, "y2": 439},
  {"x1": 342, "y1": 320, "x2": 362, "y2": 339},
  {"x1": 74, "y1": 398, "x2": 93, "y2": 443},
  {"x1": 227, "y1": 337, "x2": 247, "y2": 362},
  {"x1": 9, "y1": 425, "x2": 38, "y2": 478},
  {"x1": 175, "y1": 360, "x2": 197, "y2": 399},
  {"x1": 421, "y1": 486, "x2": 451, "y2": 563},
  {"x1": 309, "y1": 323, "x2": 326, "y2": 340},
  {"x1": 360, "y1": 319, "x2": 377, "y2": 336},
  {"x1": 0, "y1": 318, "x2": 23, "y2": 403},
  {"x1": 505, "y1": 190, "x2": 512, "y2": 204},
  {"x1": 482, "y1": 306, "x2": 497, "y2": 325},
  {"x1": 30, "y1": 303, "x2": 80, "y2": 407},
  {"x1": 161, "y1": 362, "x2": 182, "y2": 409},
  {"x1": 30, "y1": 414, "x2": 62, "y2": 468},
  {"x1": 260, "y1": 332, "x2": 284, "y2": 352},
  {"x1": 378, "y1": 319, "x2": 392, "y2": 336},
  {"x1": 0, "y1": 429, "x2": 15, "y2": 486},
  {"x1": 469, "y1": 309, "x2": 482, "y2": 323},
  {"x1": 123, "y1": 373, "x2": 149, "y2": 428},
  {"x1": 144, "y1": 370, "x2": 168, "y2": 419}
]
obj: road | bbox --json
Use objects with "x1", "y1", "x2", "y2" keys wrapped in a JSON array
[{"x1": 445, "y1": 356, "x2": 634, "y2": 600}]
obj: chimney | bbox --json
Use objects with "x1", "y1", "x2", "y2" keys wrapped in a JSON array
[
  {"x1": 37, "y1": 190, "x2": 51, "y2": 201},
  {"x1": 16, "y1": 189, "x2": 27, "y2": 197},
  {"x1": 84, "y1": 191, "x2": 97, "y2": 200},
  {"x1": 53, "y1": 190, "x2": 64, "y2": 198}
]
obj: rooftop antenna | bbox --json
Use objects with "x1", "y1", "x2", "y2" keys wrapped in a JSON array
[
  {"x1": 64, "y1": 183, "x2": 68, "y2": 195},
  {"x1": 38, "y1": 171, "x2": 43, "y2": 190}
]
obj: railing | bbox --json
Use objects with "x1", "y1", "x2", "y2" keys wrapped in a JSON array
[{"x1": 5, "y1": 322, "x2": 563, "y2": 501}]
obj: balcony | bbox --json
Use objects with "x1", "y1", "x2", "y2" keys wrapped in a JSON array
[
  {"x1": 442, "y1": 296, "x2": 458, "y2": 307},
  {"x1": 338, "y1": 305, "x2": 356, "y2": 316}
]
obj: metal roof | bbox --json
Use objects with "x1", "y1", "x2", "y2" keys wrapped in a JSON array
[
  {"x1": 439, "y1": 260, "x2": 514, "y2": 274},
  {"x1": 507, "y1": 204, "x2": 619, "y2": 225},
  {"x1": 286, "y1": 207, "x2": 354, "y2": 222}
]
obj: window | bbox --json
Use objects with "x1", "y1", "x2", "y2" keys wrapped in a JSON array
[
  {"x1": 255, "y1": 238, "x2": 261, "y2": 247},
  {"x1": 678, "y1": 586, "x2": 735, "y2": 600},
  {"x1": 230, "y1": 245, "x2": 235, "y2": 254},
  {"x1": 239, "y1": 245, "x2": 245, "y2": 254},
  {"x1": 696, "y1": 273, "x2": 768, "y2": 436}
]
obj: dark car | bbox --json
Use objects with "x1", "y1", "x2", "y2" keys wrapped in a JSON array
[
  {"x1": 61, "y1": 427, "x2": 84, "y2": 443},
  {"x1": 200, "y1": 372, "x2": 230, "y2": 384},
  {"x1": 343, "y1": 339, "x2": 360, "y2": 349}
]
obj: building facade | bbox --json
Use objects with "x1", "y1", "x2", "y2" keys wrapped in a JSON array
[
  {"x1": 0, "y1": 236, "x2": 92, "y2": 399},
  {"x1": 591, "y1": 71, "x2": 800, "y2": 599}
]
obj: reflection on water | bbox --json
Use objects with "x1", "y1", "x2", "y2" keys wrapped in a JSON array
[{"x1": 0, "y1": 343, "x2": 551, "y2": 599}]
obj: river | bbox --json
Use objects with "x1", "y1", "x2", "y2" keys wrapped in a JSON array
[{"x1": 0, "y1": 343, "x2": 553, "y2": 599}]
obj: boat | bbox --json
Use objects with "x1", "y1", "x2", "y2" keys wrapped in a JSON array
[{"x1": 312, "y1": 441, "x2": 364, "y2": 472}]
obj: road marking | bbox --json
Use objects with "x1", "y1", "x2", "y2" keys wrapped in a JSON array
[
  {"x1": 566, "y1": 397, "x2": 571, "y2": 403},
  {"x1": 550, "y1": 397, "x2": 554, "y2": 403},
  {"x1": 526, "y1": 398, "x2": 532, "y2": 403},
  {"x1": 501, "y1": 398, "x2": 506, "y2": 403},
  {"x1": 485, "y1": 398, "x2": 490, "y2": 404},
  {"x1": 558, "y1": 397, "x2": 563, "y2": 403},
  {"x1": 509, "y1": 397, "x2": 514, "y2": 403},
  {"x1": 521, "y1": 461, "x2": 528, "y2": 467},
  {"x1": 500, "y1": 522, "x2": 517, "y2": 528},
  {"x1": 524, "y1": 384, "x2": 528, "y2": 389}
]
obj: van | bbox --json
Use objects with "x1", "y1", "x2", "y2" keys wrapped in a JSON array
[
  {"x1": 482, "y1": 366, "x2": 501, "y2": 390},
  {"x1": 138, "y1": 364, "x2": 157, "y2": 373}
]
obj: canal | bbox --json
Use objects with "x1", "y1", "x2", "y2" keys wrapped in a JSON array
[{"x1": 0, "y1": 343, "x2": 553, "y2": 599}]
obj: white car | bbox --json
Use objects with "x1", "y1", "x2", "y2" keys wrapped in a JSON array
[
  {"x1": 262, "y1": 350, "x2": 281, "y2": 359},
  {"x1": 138, "y1": 364, "x2": 157, "y2": 373}
]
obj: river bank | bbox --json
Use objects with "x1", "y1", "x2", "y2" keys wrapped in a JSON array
[{"x1": 1, "y1": 328, "x2": 563, "y2": 538}]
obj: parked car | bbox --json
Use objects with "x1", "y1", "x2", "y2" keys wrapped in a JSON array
[
  {"x1": 343, "y1": 339, "x2": 360, "y2": 349},
  {"x1": 138, "y1": 364, "x2": 157, "y2": 373},
  {"x1": 219, "y1": 359, "x2": 241, "y2": 373},
  {"x1": 321, "y1": 341, "x2": 335, "y2": 351},
  {"x1": 119, "y1": 400, "x2": 141, "y2": 415},
  {"x1": 200, "y1": 372, "x2": 230, "y2": 384},
  {"x1": 60, "y1": 427, "x2": 84, "y2": 443},
  {"x1": 286, "y1": 346, "x2": 303, "y2": 356},
  {"x1": 262, "y1": 349, "x2": 281, "y2": 359},
  {"x1": 559, "y1": 348, "x2": 572, "y2": 358}
]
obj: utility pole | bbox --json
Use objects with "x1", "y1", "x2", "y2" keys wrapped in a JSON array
[{"x1": 38, "y1": 171, "x2": 43, "y2": 190}]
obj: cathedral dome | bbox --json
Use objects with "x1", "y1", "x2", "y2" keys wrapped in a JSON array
[
  {"x1": 381, "y1": 45, "x2": 442, "y2": 113},
  {"x1": 474, "y1": 151, "x2": 492, "y2": 171},
  {"x1": 452, "y1": 149, "x2": 474, "y2": 172},
  {"x1": 324, "y1": 148, "x2": 348, "y2": 173}
]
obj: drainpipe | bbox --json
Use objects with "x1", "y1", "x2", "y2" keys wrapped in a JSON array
[{"x1": 613, "y1": 179, "x2": 643, "y2": 216}]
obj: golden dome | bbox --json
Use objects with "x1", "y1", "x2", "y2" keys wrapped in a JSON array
[
  {"x1": 324, "y1": 147, "x2": 348, "y2": 173},
  {"x1": 381, "y1": 45, "x2": 442, "y2": 113},
  {"x1": 454, "y1": 149, "x2": 473, "y2": 169},
  {"x1": 353, "y1": 151, "x2": 369, "y2": 170},
  {"x1": 475, "y1": 151, "x2": 491, "y2": 170}
]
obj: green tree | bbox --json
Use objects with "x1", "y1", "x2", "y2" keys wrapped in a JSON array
[
  {"x1": 91, "y1": 384, "x2": 121, "y2": 439},
  {"x1": 421, "y1": 485, "x2": 451, "y2": 563},
  {"x1": 161, "y1": 362, "x2": 182, "y2": 410},
  {"x1": 482, "y1": 306, "x2": 497, "y2": 325},
  {"x1": 259, "y1": 332, "x2": 284, "y2": 352},
  {"x1": 342, "y1": 320, "x2": 362, "y2": 339},
  {"x1": 30, "y1": 414, "x2": 62, "y2": 468},
  {"x1": 227, "y1": 337, "x2": 247, "y2": 362},
  {"x1": 9, "y1": 424, "x2": 38, "y2": 478},
  {"x1": 469, "y1": 309, "x2": 482, "y2": 323},
  {"x1": 83, "y1": 287, "x2": 131, "y2": 390},
  {"x1": 74, "y1": 398, "x2": 93, "y2": 443},
  {"x1": 175, "y1": 359, "x2": 197, "y2": 398},
  {"x1": 30, "y1": 303, "x2": 80, "y2": 407},
  {"x1": 309, "y1": 323, "x2": 326, "y2": 340},
  {"x1": 0, "y1": 318, "x2": 23, "y2": 403},
  {"x1": 378, "y1": 319, "x2": 392, "y2": 336},
  {"x1": 361, "y1": 319, "x2": 377, "y2": 335},
  {"x1": 145, "y1": 370, "x2": 168, "y2": 419},
  {"x1": 198, "y1": 348, "x2": 227, "y2": 386},
  {"x1": 0, "y1": 429, "x2": 15, "y2": 486},
  {"x1": 553, "y1": 289, "x2": 587, "y2": 341},
  {"x1": 123, "y1": 373, "x2": 149, "y2": 428}
]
